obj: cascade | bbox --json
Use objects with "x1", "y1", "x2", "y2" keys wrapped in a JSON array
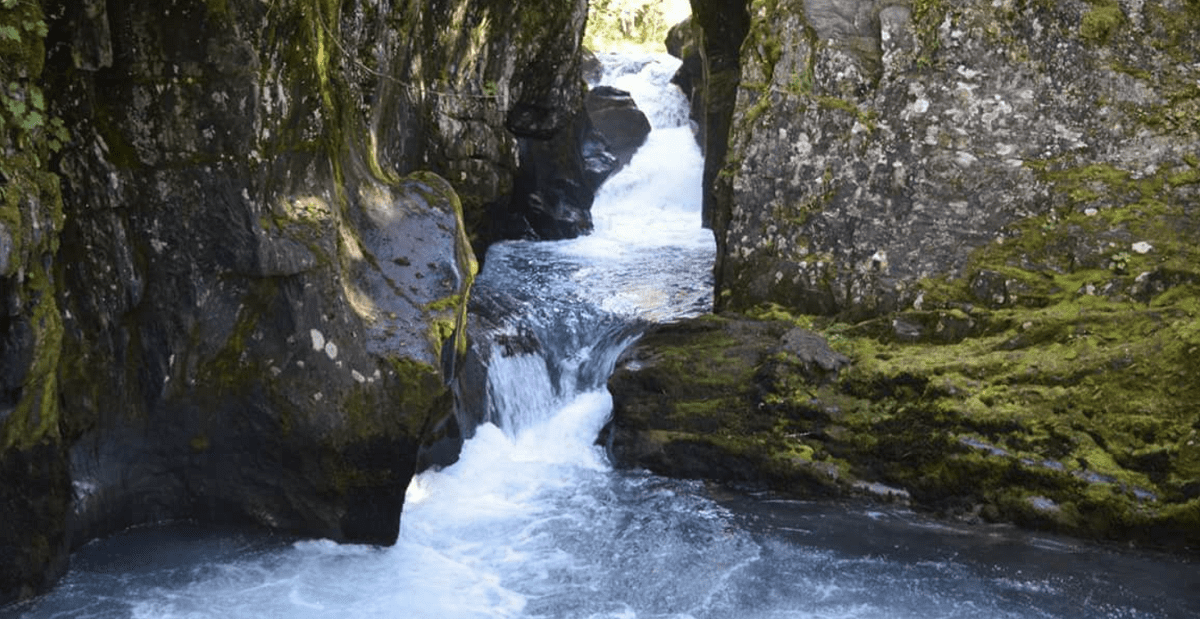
[{"x1": 10, "y1": 53, "x2": 1195, "y2": 619}]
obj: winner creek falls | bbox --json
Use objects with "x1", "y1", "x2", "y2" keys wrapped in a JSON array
[{"x1": 8, "y1": 54, "x2": 1198, "y2": 619}]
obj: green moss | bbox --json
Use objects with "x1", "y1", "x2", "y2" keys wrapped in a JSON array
[
  {"x1": 1, "y1": 267, "x2": 63, "y2": 450},
  {"x1": 813, "y1": 95, "x2": 876, "y2": 132},
  {"x1": 203, "y1": 0, "x2": 229, "y2": 18},
  {"x1": 911, "y1": 0, "x2": 947, "y2": 60},
  {"x1": 0, "y1": 0, "x2": 65, "y2": 452},
  {"x1": 194, "y1": 279, "x2": 281, "y2": 398},
  {"x1": 1080, "y1": 1, "x2": 1125, "y2": 43},
  {"x1": 332, "y1": 357, "x2": 449, "y2": 449},
  {"x1": 628, "y1": 274, "x2": 1200, "y2": 544},
  {"x1": 189, "y1": 434, "x2": 211, "y2": 452}
]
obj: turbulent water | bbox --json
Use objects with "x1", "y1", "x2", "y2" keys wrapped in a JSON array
[{"x1": 8, "y1": 53, "x2": 1199, "y2": 619}]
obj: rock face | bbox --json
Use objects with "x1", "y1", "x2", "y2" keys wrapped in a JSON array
[
  {"x1": 684, "y1": 0, "x2": 751, "y2": 227},
  {"x1": 1, "y1": 0, "x2": 590, "y2": 603},
  {"x1": 606, "y1": 0, "x2": 1200, "y2": 551},
  {"x1": 709, "y1": 0, "x2": 1199, "y2": 317}
]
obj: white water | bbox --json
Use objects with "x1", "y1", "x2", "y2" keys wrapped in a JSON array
[{"x1": 9, "y1": 54, "x2": 1198, "y2": 619}]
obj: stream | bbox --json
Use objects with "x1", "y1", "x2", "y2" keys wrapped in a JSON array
[{"x1": 6, "y1": 53, "x2": 1198, "y2": 619}]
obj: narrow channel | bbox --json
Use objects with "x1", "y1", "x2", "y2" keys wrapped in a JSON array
[{"x1": 9, "y1": 53, "x2": 1196, "y2": 619}]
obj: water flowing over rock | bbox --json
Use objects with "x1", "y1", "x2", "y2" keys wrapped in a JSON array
[{"x1": 0, "y1": 0, "x2": 590, "y2": 603}]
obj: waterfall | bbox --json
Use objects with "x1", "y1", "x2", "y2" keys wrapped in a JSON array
[
  {"x1": 12, "y1": 53, "x2": 1193, "y2": 619},
  {"x1": 466, "y1": 51, "x2": 714, "y2": 440}
]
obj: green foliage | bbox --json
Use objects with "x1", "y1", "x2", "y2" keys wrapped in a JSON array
[
  {"x1": 0, "y1": 0, "x2": 67, "y2": 164},
  {"x1": 0, "y1": 0, "x2": 69, "y2": 453},
  {"x1": 786, "y1": 64, "x2": 814, "y2": 95},
  {"x1": 585, "y1": 0, "x2": 687, "y2": 52}
]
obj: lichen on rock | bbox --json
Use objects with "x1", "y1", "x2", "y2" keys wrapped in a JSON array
[
  {"x1": 632, "y1": 0, "x2": 1200, "y2": 551},
  {"x1": 710, "y1": 0, "x2": 1199, "y2": 318}
]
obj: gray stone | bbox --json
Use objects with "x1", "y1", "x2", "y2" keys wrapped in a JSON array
[{"x1": 693, "y1": 0, "x2": 1200, "y2": 317}]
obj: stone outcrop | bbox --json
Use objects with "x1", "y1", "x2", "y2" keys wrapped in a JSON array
[
  {"x1": 608, "y1": 309, "x2": 1200, "y2": 552},
  {"x1": 494, "y1": 107, "x2": 616, "y2": 242},
  {"x1": 1, "y1": 0, "x2": 590, "y2": 603},
  {"x1": 684, "y1": 0, "x2": 751, "y2": 227},
  {"x1": 709, "y1": 0, "x2": 1199, "y2": 317},
  {"x1": 609, "y1": 0, "x2": 1200, "y2": 551}
]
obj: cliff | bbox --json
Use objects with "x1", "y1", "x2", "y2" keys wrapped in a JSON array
[
  {"x1": 609, "y1": 0, "x2": 1200, "y2": 551},
  {"x1": 1, "y1": 0, "x2": 590, "y2": 603}
]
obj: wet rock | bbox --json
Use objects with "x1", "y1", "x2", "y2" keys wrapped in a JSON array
[
  {"x1": 611, "y1": 303, "x2": 1200, "y2": 551},
  {"x1": 586, "y1": 86, "x2": 652, "y2": 169},
  {"x1": 2, "y1": 0, "x2": 591, "y2": 603},
  {"x1": 497, "y1": 110, "x2": 607, "y2": 241},
  {"x1": 606, "y1": 315, "x2": 850, "y2": 495}
]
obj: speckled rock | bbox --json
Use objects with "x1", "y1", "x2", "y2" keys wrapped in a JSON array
[
  {"x1": 620, "y1": 0, "x2": 1200, "y2": 552},
  {"x1": 707, "y1": 0, "x2": 1200, "y2": 317}
]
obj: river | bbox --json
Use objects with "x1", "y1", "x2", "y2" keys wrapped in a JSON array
[{"x1": 6, "y1": 53, "x2": 1198, "y2": 619}]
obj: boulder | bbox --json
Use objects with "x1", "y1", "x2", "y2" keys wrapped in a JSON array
[
  {"x1": 607, "y1": 311, "x2": 1200, "y2": 551},
  {"x1": 495, "y1": 109, "x2": 615, "y2": 241},
  {"x1": 586, "y1": 85, "x2": 652, "y2": 169},
  {"x1": 606, "y1": 0, "x2": 1200, "y2": 554}
]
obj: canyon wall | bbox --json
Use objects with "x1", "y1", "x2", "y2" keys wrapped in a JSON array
[
  {"x1": 1, "y1": 0, "x2": 590, "y2": 602},
  {"x1": 608, "y1": 0, "x2": 1200, "y2": 551}
]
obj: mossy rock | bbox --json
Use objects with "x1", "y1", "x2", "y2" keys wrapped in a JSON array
[{"x1": 608, "y1": 293, "x2": 1200, "y2": 552}]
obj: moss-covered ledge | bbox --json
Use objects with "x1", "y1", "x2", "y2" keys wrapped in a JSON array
[{"x1": 607, "y1": 294, "x2": 1200, "y2": 551}]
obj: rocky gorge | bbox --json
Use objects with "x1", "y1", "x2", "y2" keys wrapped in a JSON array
[{"x1": 1, "y1": 0, "x2": 1198, "y2": 606}]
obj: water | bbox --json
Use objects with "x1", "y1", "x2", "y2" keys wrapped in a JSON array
[{"x1": 7, "y1": 53, "x2": 1199, "y2": 619}]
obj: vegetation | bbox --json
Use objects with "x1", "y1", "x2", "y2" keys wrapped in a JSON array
[
  {"x1": 0, "y1": 0, "x2": 66, "y2": 451},
  {"x1": 584, "y1": 0, "x2": 691, "y2": 52},
  {"x1": 618, "y1": 283, "x2": 1200, "y2": 549}
]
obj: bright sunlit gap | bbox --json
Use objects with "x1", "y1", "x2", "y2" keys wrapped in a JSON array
[{"x1": 584, "y1": 0, "x2": 693, "y2": 53}]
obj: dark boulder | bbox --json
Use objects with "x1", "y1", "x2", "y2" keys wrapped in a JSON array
[
  {"x1": 586, "y1": 85, "x2": 652, "y2": 170},
  {"x1": 495, "y1": 108, "x2": 617, "y2": 241}
]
